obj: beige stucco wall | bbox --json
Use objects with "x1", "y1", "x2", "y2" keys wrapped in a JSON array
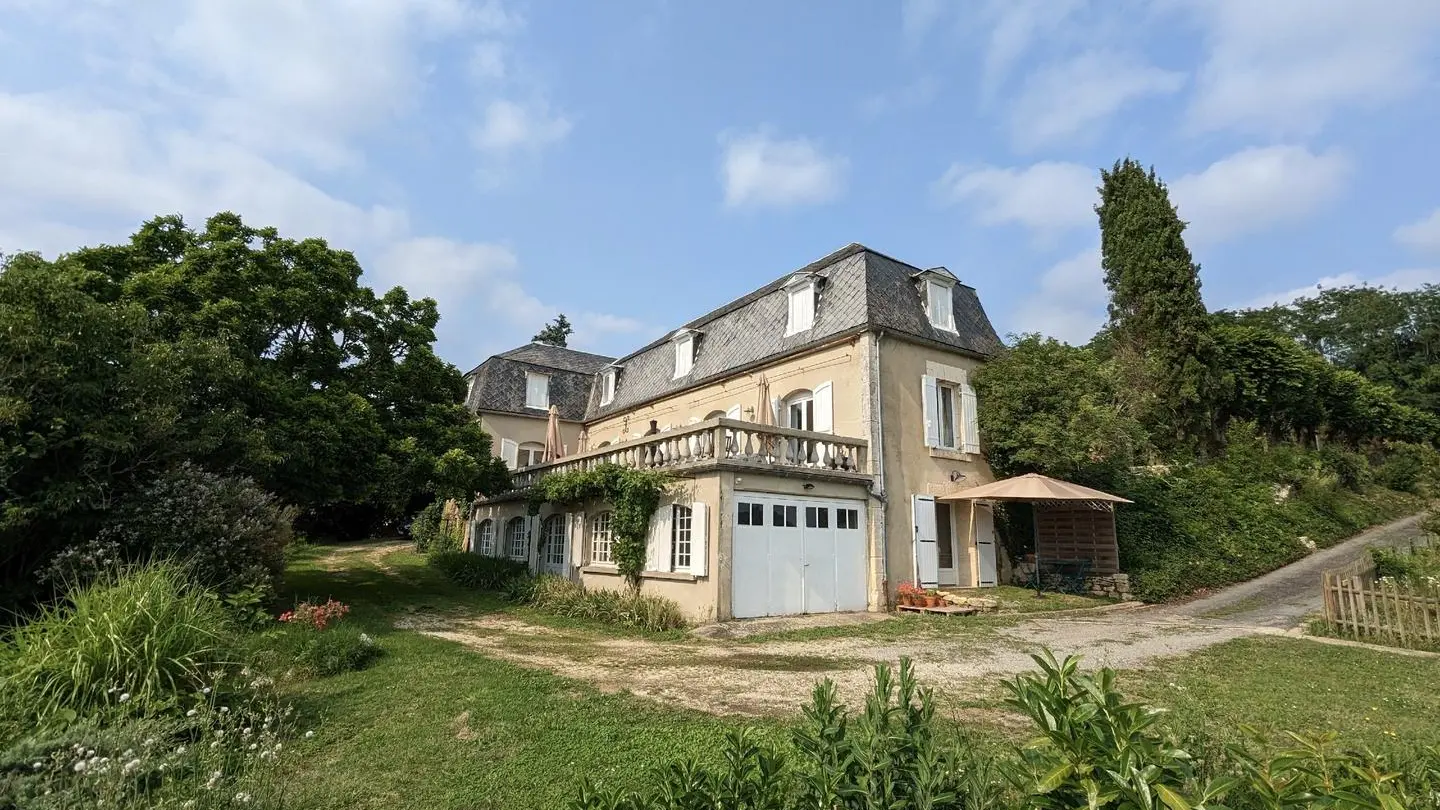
[
  {"x1": 469, "y1": 473, "x2": 723, "y2": 624},
  {"x1": 876, "y1": 336, "x2": 996, "y2": 596},
  {"x1": 585, "y1": 337, "x2": 866, "y2": 445},
  {"x1": 477, "y1": 411, "x2": 587, "y2": 462}
]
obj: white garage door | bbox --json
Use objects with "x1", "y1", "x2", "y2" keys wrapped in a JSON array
[{"x1": 732, "y1": 493, "x2": 867, "y2": 619}]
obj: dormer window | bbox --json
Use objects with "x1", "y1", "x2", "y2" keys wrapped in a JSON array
[
  {"x1": 784, "y1": 275, "x2": 817, "y2": 336},
  {"x1": 916, "y1": 268, "x2": 958, "y2": 333},
  {"x1": 671, "y1": 329, "x2": 697, "y2": 379},
  {"x1": 600, "y1": 367, "x2": 618, "y2": 406},
  {"x1": 524, "y1": 371, "x2": 549, "y2": 409}
]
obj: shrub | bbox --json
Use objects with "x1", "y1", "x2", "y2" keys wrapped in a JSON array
[
  {"x1": 1375, "y1": 442, "x2": 1438, "y2": 494},
  {"x1": 42, "y1": 464, "x2": 294, "y2": 599},
  {"x1": 516, "y1": 575, "x2": 688, "y2": 632},
  {"x1": 430, "y1": 551, "x2": 529, "y2": 591},
  {"x1": 410, "y1": 499, "x2": 464, "y2": 554},
  {"x1": 571, "y1": 654, "x2": 1432, "y2": 810},
  {"x1": 1317, "y1": 445, "x2": 1370, "y2": 491},
  {"x1": 0, "y1": 565, "x2": 235, "y2": 725},
  {"x1": 290, "y1": 625, "x2": 382, "y2": 677}
]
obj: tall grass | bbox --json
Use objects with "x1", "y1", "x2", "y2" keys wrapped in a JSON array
[
  {"x1": 524, "y1": 575, "x2": 689, "y2": 632},
  {"x1": 0, "y1": 564, "x2": 234, "y2": 724}
]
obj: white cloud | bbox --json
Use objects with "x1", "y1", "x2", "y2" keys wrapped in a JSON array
[
  {"x1": 1239, "y1": 267, "x2": 1440, "y2": 310},
  {"x1": 859, "y1": 76, "x2": 939, "y2": 117},
  {"x1": 719, "y1": 130, "x2": 847, "y2": 210},
  {"x1": 1185, "y1": 0, "x2": 1440, "y2": 135},
  {"x1": 1169, "y1": 145, "x2": 1350, "y2": 247},
  {"x1": 469, "y1": 40, "x2": 508, "y2": 82},
  {"x1": 977, "y1": 0, "x2": 1089, "y2": 98},
  {"x1": 0, "y1": 0, "x2": 635, "y2": 360},
  {"x1": 1008, "y1": 50, "x2": 1185, "y2": 149},
  {"x1": 1012, "y1": 245, "x2": 1106, "y2": 344},
  {"x1": 935, "y1": 161, "x2": 1096, "y2": 235},
  {"x1": 471, "y1": 99, "x2": 572, "y2": 153},
  {"x1": 1394, "y1": 209, "x2": 1440, "y2": 254},
  {"x1": 901, "y1": 0, "x2": 947, "y2": 43}
]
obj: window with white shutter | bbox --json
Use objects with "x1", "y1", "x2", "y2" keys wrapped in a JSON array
[
  {"x1": 499, "y1": 438, "x2": 519, "y2": 469},
  {"x1": 785, "y1": 281, "x2": 816, "y2": 335},
  {"x1": 600, "y1": 369, "x2": 617, "y2": 405},
  {"x1": 673, "y1": 335, "x2": 694, "y2": 378},
  {"x1": 926, "y1": 280, "x2": 955, "y2": 332}
]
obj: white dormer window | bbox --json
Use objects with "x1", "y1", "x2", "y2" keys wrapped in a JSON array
[
  {"x1": 926, "y1": 279, "x2": 955, "y2": 332},
  {"x1": 672, "y1": 330, "x2": 696, "y2": 379},
  {"x1": 600, "y1": 368, "x2": 617, "y2": 405},
  {"x1": 524, "y1": 371, "x2": 549, "y2": 409},
  {"x1": 785, "y1": 279, "x2": 816, "y2": 336},
  {"x1": 466, "y1": 374, "x2": 478, "y2": 402}
]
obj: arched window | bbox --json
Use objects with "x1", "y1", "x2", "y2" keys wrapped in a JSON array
[
  {"x1": 703, "y1": 409, "x2": 727, "y2": 421},
  {"x1": 540, "y1": 514, "x2": 566, "y2": 568},
  {"x1": 504, "y1": 516, "x2": 529, "y2": 559},
  {"x1": 474, "y1": 519, "x2": 496, "y2": 556},
  {"x1": 783, "y1": 389, "x2": 814, "y2": 431},
  {"x1": 517, "y1": 441, "x2": 546, "y2": 468},
  {"x1": 591, "y1": 511, "x2": 614, "y2": 565}
]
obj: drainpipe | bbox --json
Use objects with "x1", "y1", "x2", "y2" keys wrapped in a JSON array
[{"x1": 869, "y1": 331, "x2": 889, "y2": 609}]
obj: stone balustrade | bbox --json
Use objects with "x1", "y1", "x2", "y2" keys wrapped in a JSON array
[{"x1": 503, "y1": 417, "x2": 869, "y2": 492}]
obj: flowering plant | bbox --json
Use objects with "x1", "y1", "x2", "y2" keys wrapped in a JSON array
[
  {"x1": 278, "y1": 599, "x2": 349, "y2": 631},
  {"x1": 896, "y1": 582, "x2": 922, "y2": 598}
]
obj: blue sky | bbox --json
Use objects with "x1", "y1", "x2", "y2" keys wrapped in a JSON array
[{"x1": 3, "y1": 1, "x2": 1440, "y2": 365}]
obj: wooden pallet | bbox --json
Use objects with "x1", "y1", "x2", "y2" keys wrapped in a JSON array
[{"x1": 897, "y1": 604, "x2": 979, "y2": 616}]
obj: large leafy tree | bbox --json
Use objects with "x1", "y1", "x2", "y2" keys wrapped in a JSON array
[
  {"x1": 1096, "y1": 158, "x2": 1219, "y2": 451},
  {"x1": 2, "y1": 213, "x2": 509, "y2": 599},
  {"x1": 974, "y1": 335, "x2": 1149, "y2": 479}
]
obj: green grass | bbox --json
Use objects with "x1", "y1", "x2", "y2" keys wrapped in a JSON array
[
  {"x1": 1119, "y1": 636, "x2": 1440, "y2": 749},
  {"x1": 276, "y1": 544, "x2": 761, "y2": 810},
  {"x1": 980, "y1": 585, "x2": 1116, "y2": 612},
  {"x1": 274, "y1": 542, "x2": 1440, "y2": 810}
]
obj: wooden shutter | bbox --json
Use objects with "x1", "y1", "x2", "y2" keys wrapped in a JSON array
[
  {"x1": 960, "y1": 381, "x2": 980, "y2": 454},
  {"x1": 645, "y1": 504, "x2": 672, "y2": 572},
  {"x1": 921, "y1": 376, "x2": 940, "y2": 448},
  {"x1": 689, "y1": 502, "x2": 709, "y2": 577},
  {"x1": 725, "y1": 404, "x2": 742, "y2": 419},
  {"x1": 812, "y1": 381, "x2": 833, "y2": 433}
]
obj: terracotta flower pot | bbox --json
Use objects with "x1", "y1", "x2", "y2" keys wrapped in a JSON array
[{"x1": 924, "y1": 595, "x2": 940, "y2": 607}]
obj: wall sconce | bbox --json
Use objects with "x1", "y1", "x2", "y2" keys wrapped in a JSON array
[
  {"x1": 949, "y1": 470, "x2": 967, "y2": 483},
  {"x1": 803, "y1": 483, "x2": 815, "y2": 491}
]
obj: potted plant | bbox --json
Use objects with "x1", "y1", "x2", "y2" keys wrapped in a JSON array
[
  {"x1": 925, "y1": 590, "x2": 943, "y2": 607},
  {"x1": 896, "y1": 582, "x2": 920, "y2": 607}
]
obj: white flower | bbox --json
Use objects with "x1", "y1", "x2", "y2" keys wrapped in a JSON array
[
  {"x1": 304, "y1": 730, "x2": 315, "y2": 739},
  {"x1": 183, "y1": 802, "x2": 197, "y2": 809},
  {"x1": 242, "y1": 727, "x2": 252, "y2": 736},
  {"x1": 202, "y1": 687, "x2": 212, "y2": 695},
  {"x1": 176, "y1": 746, "x2": 187, "y2": 755},
  {"x1": 186, "y1": 709, "x2": 198, "y2": 717},
  {"x1": 235, "y1": 792, "x2": 252, "y2": 803},
  {"x1": 118, "y1": 692, "x2": 130, "y2": 703},
  {"x1": 73, "y1": 761, "x2": 86, "y2": 773},
  {"x1": 219, "y1": 706, "x2": 229, "y2": 714},
  {"x1": 32, "y1": 761, "x2": 44, "y2": 770},
  {"x1": 122, "y1": 759, "x2": 141, "y2": 774}
]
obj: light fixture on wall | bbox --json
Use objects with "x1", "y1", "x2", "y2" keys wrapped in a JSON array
[
  {"x1": 803, "y1": 483, "x2": 815, "y2": 491},
  {"x1": 949, "y1": 470, "x2": 967, "y2": 483}
]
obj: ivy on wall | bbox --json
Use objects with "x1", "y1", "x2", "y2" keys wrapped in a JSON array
[{"x1": 527, "y1": 464, "x2": 673, "y2": 588}]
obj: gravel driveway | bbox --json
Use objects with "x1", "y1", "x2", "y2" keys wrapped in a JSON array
[{"x1": 395, "y1": 514, "x2": 1431, "y2": 717}]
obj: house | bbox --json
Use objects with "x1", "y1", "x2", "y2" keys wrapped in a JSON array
[
  {"x1": 462, "y1": 343, "x2": 615, "y2": 469},
  {"x1": 464, "y1": 243, "x2": 1007, "y2": 623}
]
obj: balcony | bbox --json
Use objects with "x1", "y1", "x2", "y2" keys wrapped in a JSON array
[{"x1": 496, "y1": 417, "x2": 871, "y2": 497}]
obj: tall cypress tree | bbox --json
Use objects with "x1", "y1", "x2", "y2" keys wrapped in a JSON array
[{"x1": 1096, "y1": 158, "x2": 1217, "y2": 452}]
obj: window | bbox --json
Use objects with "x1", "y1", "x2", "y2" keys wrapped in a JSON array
[
  {"x1": 772, "y1": 504, "x2": 797, "y2": 528},
  {"x1": 737, "y1": 502, "x2": 763, "y2": 526},
  {"x1": 466, "y1": 375, "x2": 479, "y2": 403},
  {"x1": 938, "y1": 382, "x2": 958, "y2": 449},
  {"x1": 673, "y1": 334, "x2": 695, "y2": 378},
  {"x1": 671, "y1": 504, "x2": 693, "y2": 570},
  {"x1": 475, "y1": 519, "x2": 496, "y2": 555},
  {"x1": 785, "y1": 281, "x2": 816, "y2": 335},
  {"x1": 504, "y1": 517, "x2": 529, "y2": 559},
  {"x1": 601, "y1": 369, "x2": 617, "y2": 406},
  {"x1": 936, "y1": 503, "x2": 954, "y2": 569},
  {"x1": 525, "y1": 372, "x2": 549, "y2": 409},
  {"x1": 804, "y1": 506, "x2": 829, "y2": 529},
  {"x1": 837, "y1": 508, "x2": 859, "y2": 530},
  {"x1": 784, "y1": 390, "x2": 814, "y2": 431},
  {"x1": 926, "y1": 280, "x2": 955, "y2": 332},
  {"x1": 541, "y1": 515, "x2": 566, "y2": 567},
  {"x1": 517, "y1": 441, "x2": 546, "y2": 468},
  {"x1": 591, "y1": 511, "x2": 614, "y2": 564}
]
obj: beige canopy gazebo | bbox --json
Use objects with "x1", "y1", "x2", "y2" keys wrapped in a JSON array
[{"x1": 940, "y1": 473, "x2": 1131, "y2": 579}]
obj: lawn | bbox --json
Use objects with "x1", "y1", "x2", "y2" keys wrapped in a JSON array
[{"x1": 272, "y1": 542, "x2": 1440, "y2": 810}]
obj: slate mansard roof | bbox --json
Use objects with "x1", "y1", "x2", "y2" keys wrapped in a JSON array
[
  {"x1": 463, "y1": 344, "x2": 615, "y2": 422},
  {"x1": 583, "y1": 244, "x2": 1003, "y2": 419}
]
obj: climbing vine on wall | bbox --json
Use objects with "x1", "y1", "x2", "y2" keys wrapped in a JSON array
[{"x1": 527, "y1": 464, "x2": 673, "y2": 588}]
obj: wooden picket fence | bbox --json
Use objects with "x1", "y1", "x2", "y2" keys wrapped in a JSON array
[{"x1": 1321, "y1": 554, "x2": 1440, "y2": 649}]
